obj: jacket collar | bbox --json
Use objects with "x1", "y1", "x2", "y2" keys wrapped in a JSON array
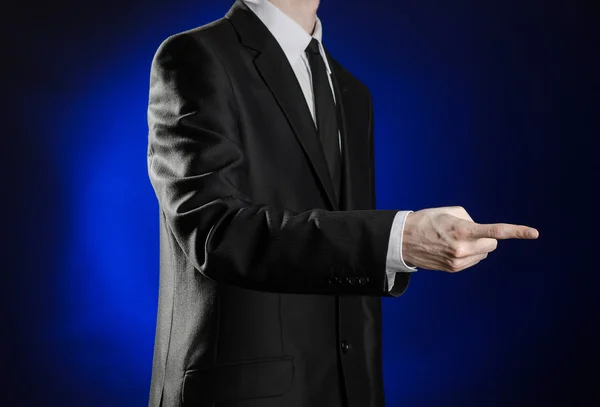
[{"x1": 241, "y1": 0, "x2": 331, "y2": 75}]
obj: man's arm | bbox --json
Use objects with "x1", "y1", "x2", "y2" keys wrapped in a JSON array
[{"x1": 147, "y1": 33, "x2": 399, "y2": 296}]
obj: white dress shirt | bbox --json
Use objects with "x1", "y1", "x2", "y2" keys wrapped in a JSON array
[{"x1": 243, "y1": 0, "x2": 417, "y2": 291}]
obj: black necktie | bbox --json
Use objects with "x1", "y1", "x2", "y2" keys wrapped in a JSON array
[{"x1": 305, "y1": 38, "x2": 342, "y2": 203}]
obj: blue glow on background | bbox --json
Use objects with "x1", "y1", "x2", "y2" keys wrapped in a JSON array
[{"x1": 8, "y1": 0, "x2": 596, "y2": 406}]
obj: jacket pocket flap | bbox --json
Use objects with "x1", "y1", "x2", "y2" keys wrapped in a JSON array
[{"x1": 182, "y1": 356, "x2": 294, "y2": 405}]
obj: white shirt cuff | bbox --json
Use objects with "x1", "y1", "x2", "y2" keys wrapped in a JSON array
[{"x1": 385, "y1": 210, "x2": 418, "y2": 291}]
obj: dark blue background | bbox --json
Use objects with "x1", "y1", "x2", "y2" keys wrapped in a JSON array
[{"x1": 3, "y1": 0, "x2": 596, "y2": 406}]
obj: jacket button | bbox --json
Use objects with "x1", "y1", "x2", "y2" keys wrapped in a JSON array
[
  {"x1": 358, "y1": 277, "x2": 367, "y2": 286},
  {"x1": 341, "y1": 340, "x2": 351, "y2": 353}
]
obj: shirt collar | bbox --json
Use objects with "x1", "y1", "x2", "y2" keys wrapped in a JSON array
[{"x1": 243, "y1": 0, "x2": 332, "y2": 74}]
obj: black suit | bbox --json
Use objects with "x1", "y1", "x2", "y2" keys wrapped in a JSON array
[{"x1": 147, "y1": 1, "x2": 410, "y2": 406}]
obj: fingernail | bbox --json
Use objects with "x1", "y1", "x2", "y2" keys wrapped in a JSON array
[{"x1": 528, "y1": 229, "x2": 538, "y2": 238}]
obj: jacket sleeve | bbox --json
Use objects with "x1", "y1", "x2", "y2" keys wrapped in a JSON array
[{"x1": 147, "y1": 33, "x2": 401, "y2": 296}]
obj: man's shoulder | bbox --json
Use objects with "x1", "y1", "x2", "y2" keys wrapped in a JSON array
[{"x1": 152, "y1": 17, "x2": 238, "y2": 64}]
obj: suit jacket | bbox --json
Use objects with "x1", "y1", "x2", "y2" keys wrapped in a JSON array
[{"x1": 147, "y1": 1, "x2": 410, "y2": 406}]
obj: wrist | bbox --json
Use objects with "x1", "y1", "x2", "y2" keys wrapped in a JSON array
[{"x1": 400, "y1": 211, "x2": 417, "y2": 268}]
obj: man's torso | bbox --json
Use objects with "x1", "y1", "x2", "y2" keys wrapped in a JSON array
[{"x1": 149, "y1": 2, "x2": 385, "y2": 407}]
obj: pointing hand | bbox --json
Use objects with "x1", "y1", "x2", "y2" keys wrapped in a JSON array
[{"x1": 402, "y1": 206, "x2": 539, "y2": 272}]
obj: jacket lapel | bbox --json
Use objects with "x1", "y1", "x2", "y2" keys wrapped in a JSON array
[{"x1": 226, "y1": 0, "x2": 339, "y2": 210}]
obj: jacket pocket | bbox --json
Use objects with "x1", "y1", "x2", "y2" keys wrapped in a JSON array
[{"x1": 181, "y1": 355, "x2": 294, "y2": 406}]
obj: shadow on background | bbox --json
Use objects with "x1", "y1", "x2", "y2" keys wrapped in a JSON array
[{"x1": 3, "y1": 0, "x2": 597, "y2": 406}]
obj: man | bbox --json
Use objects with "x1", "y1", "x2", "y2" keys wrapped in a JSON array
[{"x1": 146, "y1": 0, "x2": 539, "y2": 406}]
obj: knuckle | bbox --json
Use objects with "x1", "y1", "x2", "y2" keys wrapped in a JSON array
[
  {"x1": 448, "y1": 243, "x2": 461, "y2": 257},
  {"x1": 448, "y1": 228, "x2": 459, "y2": 240},
  {"x1": 453, "y1": 244, "x2": 467, "y2": 258},
  {"x1": 447, "y1": 258, "x2": 461, "y2": 272},
  {"x1": 489, "y1": 225, "x2": 501, "y2": 238},
  {"x1": 454, "y1": 226, "x2": 469, "y2": 239}
]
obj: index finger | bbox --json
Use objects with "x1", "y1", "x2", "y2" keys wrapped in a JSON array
[{"x1": 469, "y1": 223, "x2": 539, "y2": 240}]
